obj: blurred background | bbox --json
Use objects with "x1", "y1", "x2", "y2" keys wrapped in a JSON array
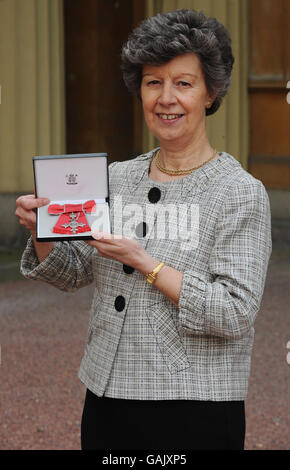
[{"x1": 0, "y1": 0, "x2": 289, "y2": 450}]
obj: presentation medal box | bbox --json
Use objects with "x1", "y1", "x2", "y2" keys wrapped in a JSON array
[{"x1": 33, "y1": 153, "x2": 110, "y2": 242}]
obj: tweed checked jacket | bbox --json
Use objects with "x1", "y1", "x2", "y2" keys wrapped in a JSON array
[{"x1": 21, "y1": 149, "x2": 272, "y2": 401}]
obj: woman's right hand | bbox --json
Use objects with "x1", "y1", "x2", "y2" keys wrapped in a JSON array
[
  {"x1": 16, "y1": 195, "x2": 55, "y2": 262},
  {"x1": 15, "y1": 194, "x2": 50, "y2": 236}
]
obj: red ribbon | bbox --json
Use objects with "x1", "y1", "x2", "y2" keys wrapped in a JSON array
[{"x1": 48, "y1": 200, "x2": 96, "y2": 234}]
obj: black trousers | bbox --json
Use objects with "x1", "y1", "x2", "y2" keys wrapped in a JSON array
[{"x1": 81, "y1": 388, "x2": 245, "y2": 450}]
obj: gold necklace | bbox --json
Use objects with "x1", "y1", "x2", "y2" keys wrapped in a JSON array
[{"x1": 154, "y1": 148, "x2": 217, "y2": 176}]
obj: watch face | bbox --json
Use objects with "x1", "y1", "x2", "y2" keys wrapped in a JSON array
[
  {"x1": 146, "y1": 273, "x2": 155, "y2": 284},
  {"x1": 146, "y1": 262, "x2": 164, "y2": 284}
]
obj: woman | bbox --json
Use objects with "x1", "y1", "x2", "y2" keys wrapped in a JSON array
[{"x1": 16, "y1": 9, "x2": 272, "y2": 450}]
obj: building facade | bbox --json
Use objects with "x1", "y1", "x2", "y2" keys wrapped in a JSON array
[{"x1": 0, "y1": 0, "x2": 289, "y2": 248}]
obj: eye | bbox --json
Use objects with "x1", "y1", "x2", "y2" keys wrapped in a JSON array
[
  {"x1": 178, "y1": 81, "x2": 191, "y2": 87},
  {"x1": 147, "y1": 80, "x2": 160, "y2": 86}
]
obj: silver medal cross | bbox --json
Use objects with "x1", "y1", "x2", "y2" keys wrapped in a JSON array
[{"x1": 61, "y1": 212, "x2": 86, "y2": 234}]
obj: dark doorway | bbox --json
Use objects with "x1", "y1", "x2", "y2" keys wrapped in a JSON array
[
  {"x1": 64, "y1": 0, "x2": 145, "y2": 164},
  {"x1": 248, "y1": 0, "x2": 290, "y2": 188}
]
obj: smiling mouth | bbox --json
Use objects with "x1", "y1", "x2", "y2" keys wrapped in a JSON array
[{"x1": 157, "y1": 113, "x2": 184, "y2": 120}]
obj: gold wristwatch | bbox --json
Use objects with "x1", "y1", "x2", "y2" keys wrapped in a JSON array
[{"x1": 146, "y1": 262, "x2": 165, "y2": 285}]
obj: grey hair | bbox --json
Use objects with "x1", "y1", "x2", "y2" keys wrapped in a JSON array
[{"x1": 121, "y1": 9, "x2": 234, "y2": 116}]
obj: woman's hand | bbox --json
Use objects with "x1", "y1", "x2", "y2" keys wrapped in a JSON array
[
  {"x1": 15, "y1": 194, "x2": 50, "y2": 236},
  {"x1": 88, "y1": 231, "x2": 182, "y2": 306},
  {"x1": 15, "y1": 195, "x2": 54, "y2": 262},
  {"x1": 87, "y1": 231, "x2": 157, "y2": 275}
]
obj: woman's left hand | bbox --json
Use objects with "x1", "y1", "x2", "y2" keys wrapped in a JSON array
[
  {"x1": 87, "y1": 231, "x2": 154, "y2": 274},
  {"x1": 88, "y1": 231, "x2": 182, "y2": 306}
]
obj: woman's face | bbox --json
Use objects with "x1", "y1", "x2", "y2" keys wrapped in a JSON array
[{"x1": 141, "y1": 53, "x2": 212, "y2": 149}]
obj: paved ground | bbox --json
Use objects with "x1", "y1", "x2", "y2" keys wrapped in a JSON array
[{"x1": 0, "y1": 242, "x2": 289, "y2": 450}]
